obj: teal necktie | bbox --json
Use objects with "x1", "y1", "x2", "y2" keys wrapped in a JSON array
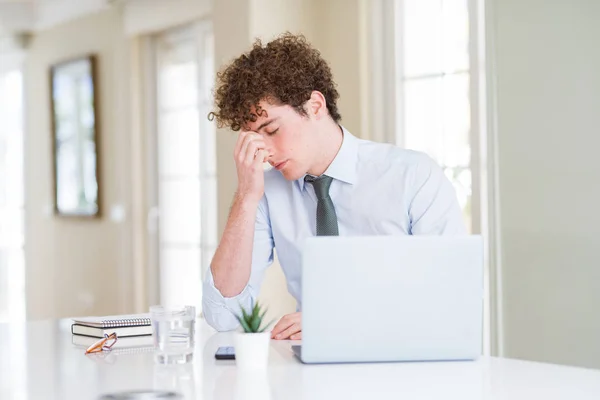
[{"x1": 305, "y1": 175, "x2": 339, "y2": 236}]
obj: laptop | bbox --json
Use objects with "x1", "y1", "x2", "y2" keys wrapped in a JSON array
[{"x1": 293, "y1": 235, "x2": 483, "y2": 364}]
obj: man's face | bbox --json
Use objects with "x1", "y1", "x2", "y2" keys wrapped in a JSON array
[{"x1": 245, "y1": 100, "x2": 316, "y2": 181}]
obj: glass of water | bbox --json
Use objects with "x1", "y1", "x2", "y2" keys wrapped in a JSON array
[{"x1": 150, "y1": 305, "x2": 196, "y2": 364}]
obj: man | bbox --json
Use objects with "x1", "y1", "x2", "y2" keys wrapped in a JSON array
[{"x1": 203, "y1": 33, "x2": 465, "y2": 339}]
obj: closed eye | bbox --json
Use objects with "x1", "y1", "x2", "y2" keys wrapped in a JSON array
[{"x1": 266, "y1": 128, "x2": 279, "y2": 136}]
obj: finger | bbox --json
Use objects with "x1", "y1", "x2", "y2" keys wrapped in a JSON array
[
  {"x1": 238, "y1": 132, "x2": 263, "y2": 160},
  {"x1": 271, "y1": 317, "x2": 293, "y2": 338},
  {"x1": 290, "y1": 332, "x2": 302, "y2": 340},
  {"x1": 243, "y1": 140, "x2": 266, "y2": 165},
  {"x1": 234, "y1": 131, "x2": 249, "y2": 158},
  {"x1": 254, "y1": 149, "x2": 267, "y2": 165},
  {"x1": 274, "y1": 323, "x2": 301, "y2": 340},
  {"x1": 239, "y1": 135, "x2": 265, "y2": 164}
]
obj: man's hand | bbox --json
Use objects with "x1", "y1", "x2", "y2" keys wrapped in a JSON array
[
  {"x1": 271, "y1": 312, "x2": 302, "y2": 340},
  {"x1": 234, "y1": 131, "x2": 269, "y2": 204}
]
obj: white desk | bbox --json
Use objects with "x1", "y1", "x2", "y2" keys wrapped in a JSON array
[{"x1": 1, "y1": 319, "x2": 600, "y2": 399}]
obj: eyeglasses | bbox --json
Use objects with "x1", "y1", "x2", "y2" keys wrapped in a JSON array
[{"x1": 85, "y1": 332, "x2": 118, "y2": 354}]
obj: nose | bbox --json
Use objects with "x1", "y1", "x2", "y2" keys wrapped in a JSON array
[{"x1": 261, "y1": 138, "x2": 274, "y2": 159}]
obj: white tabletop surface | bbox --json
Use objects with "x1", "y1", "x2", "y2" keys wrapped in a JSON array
[{"x1": 1, "y1": 318, "x2": 600, "y2": 399}]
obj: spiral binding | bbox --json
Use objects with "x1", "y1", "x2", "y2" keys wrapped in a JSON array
[{"x1": 101, "y1": 317, "x2": 152, "y2": 328}]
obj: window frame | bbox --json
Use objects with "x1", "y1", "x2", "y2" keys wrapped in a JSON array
[
  {"x1": 370, "y1": 0, "x2": 500, "y2": 356},
  {"x1": 0, "y1": 55, "x2": 26, "y2": 322},
  {"x1": 146, "y1": 20, "x2": 217, "y2": 311}
]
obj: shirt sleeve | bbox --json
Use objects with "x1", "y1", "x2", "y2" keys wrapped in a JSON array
[
  {"x1": 202, "y1": 195, "x2": 275, "y2": 331},
  {"x1": 408, "y1": 154, "x2": 467, "y2": 235}
]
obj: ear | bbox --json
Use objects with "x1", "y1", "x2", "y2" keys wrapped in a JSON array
[{"x1": 306, "y1": 91, "x2": 327, "y2": 120}]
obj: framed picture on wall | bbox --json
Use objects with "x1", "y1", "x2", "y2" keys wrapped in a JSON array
[{"x1": 50, "y1": 55, "x2": 100, "y2": 217}]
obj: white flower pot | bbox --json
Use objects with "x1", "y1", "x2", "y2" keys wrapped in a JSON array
[{"x1": 234, "y1": 331, "x2": 271, "y2": 369}]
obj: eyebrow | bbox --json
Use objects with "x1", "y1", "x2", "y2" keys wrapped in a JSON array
[{"x1": 256, "y1": 117, "x2": 280, "y2": 132}]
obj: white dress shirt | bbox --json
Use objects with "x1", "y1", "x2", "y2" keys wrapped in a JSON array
[{"x1": 203, "y1": 127, "x2": 466, "y2": 331}]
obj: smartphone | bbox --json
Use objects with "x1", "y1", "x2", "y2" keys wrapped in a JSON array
[{"x1": 215, "y1": 346, "x2": 235, "y2": 360}]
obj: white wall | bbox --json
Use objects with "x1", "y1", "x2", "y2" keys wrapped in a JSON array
[
  {"x1": 250, "y1": 0, "x2": 317, "y2": 41},
  {"x1": 311, "y1": 0, "x2": 367, "y2": 137},
  {"x1": 25, "y1": 7, "x2": 134, "y2": 319},
  {"x1": 494, "y1": 0, "x2": 600, "y2": 369},
  {"x1": 122, "y1": 0, "x2": 210, "y2": 35}
]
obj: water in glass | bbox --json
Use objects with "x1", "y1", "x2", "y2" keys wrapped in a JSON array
[{"x1": 151, "y1": 305, "x2": 195, "y2": 364}]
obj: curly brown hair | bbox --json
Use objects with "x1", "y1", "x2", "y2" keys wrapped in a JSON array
[{"x1": 208, "y1": 32, "x2": 341, "y2": 131}]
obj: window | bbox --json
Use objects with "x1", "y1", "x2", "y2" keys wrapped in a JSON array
[
  {"x1": 0, "y1": 68, "x2": 25, "y2": 322},
  {"x1": 375, "y1": 0, "x2": 492, "y2": 354},
  {"x1": 153, "y1": 23, "x2": 217, "y2": 310},
  {"x1": 397, "y1": 0, "x2": 473, "y2": 232}
]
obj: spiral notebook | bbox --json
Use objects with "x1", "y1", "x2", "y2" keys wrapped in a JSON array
[
  {"x1": 71, "y1": 313, "x2": 153, "y2": 338},
  {"x1": 72, "y1": 333, "x2": 153, "y2": 349}
]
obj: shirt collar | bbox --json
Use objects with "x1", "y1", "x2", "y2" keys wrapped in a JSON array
[{"x1": 297, "y1": 125, "x2": 359, "y2": 191}]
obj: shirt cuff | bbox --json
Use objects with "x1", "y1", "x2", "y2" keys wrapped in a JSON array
[{"x1": 202, "y1": 267, "x2": 255, "y2": 331}]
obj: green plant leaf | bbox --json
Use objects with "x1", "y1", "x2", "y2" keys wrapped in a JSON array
[
  {"x1": 258, "y1": 309, "x2": 268, "y2": 322},
  {"x1": 251, "y1": 302, "x2": 261, "y2": 320},
  {"x1": 247, "y1": 303, "x2": 265, "y2": 332},
  {"x1": 240, "y1": 304, "x2": 250, "y2": 321},
  {"x1": 236, "y1": 301, "x2": 273, "y2": 333},
  {"x1": 239, "y1": 315, "x2": 252, "y2": 332},
  {"x1": 257, "y1": 309, "x2": 269, "y2": 331},
  {"x1": 233, "y1": 313, "x2": 250, "y2": 333},
  {"x1": 250, "y1": 316, "x2": 261, "y2": 332},
  {"x1": 237, "y1": 303, "x2": 253, "y2": 333}
]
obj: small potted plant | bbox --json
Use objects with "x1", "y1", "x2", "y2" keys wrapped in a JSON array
[{"x1": 234, "y1": 301, "x2": 273, "y2": 369}]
